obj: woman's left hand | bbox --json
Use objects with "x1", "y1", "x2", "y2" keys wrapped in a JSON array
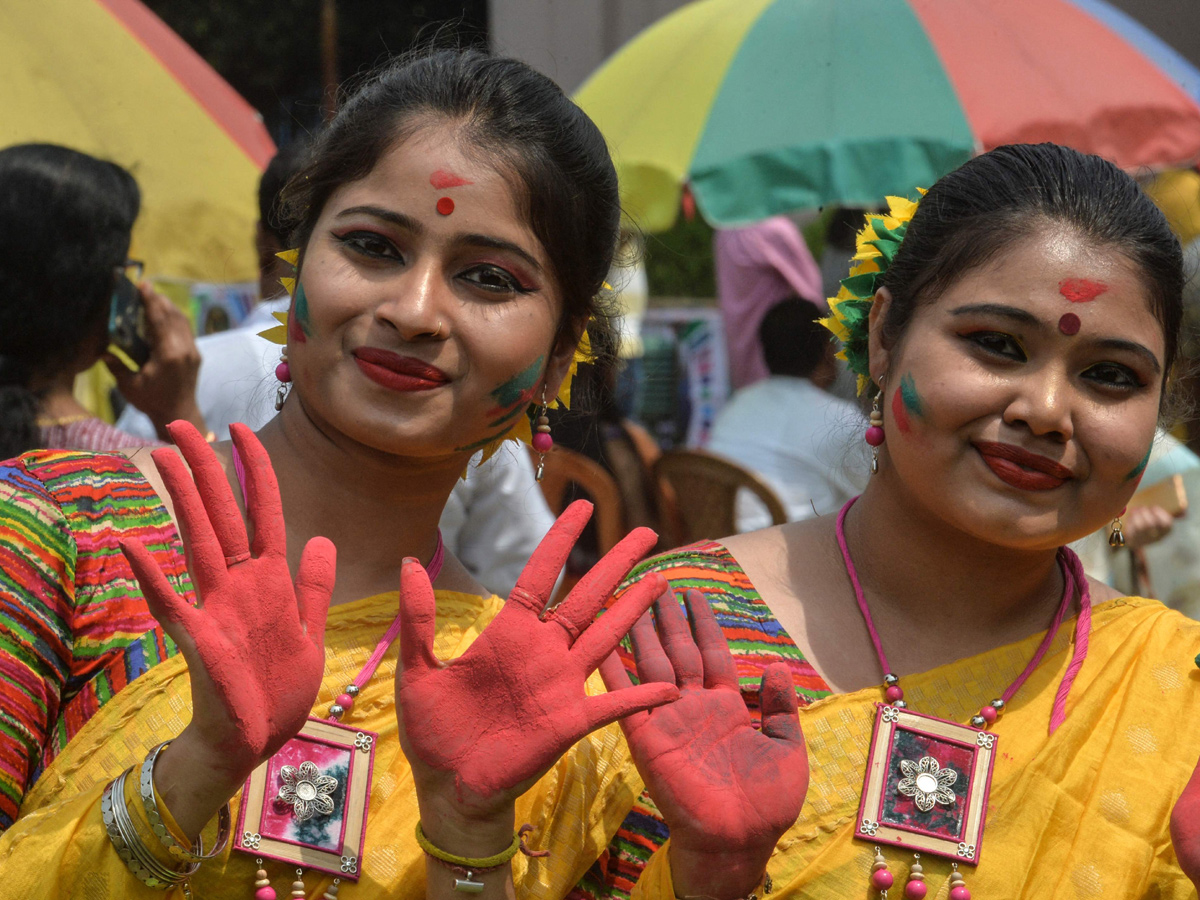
[
  {"x1": 599, "y1": 588, "x2": 808, "y2": 898},
  {"x1": 395, "y1": 500, "x2": 680, "y2": 836}
]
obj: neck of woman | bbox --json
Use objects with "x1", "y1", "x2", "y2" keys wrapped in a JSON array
[
  {"x1": 257, "y1": 408, "x2": 471, "y2": 607},
  {"x1": 839, "y1": 477, "x2": 1069, "y2": 672}
]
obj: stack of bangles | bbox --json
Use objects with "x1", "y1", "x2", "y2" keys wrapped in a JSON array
[
  {"x1": 415, "y1": 821, "x2": 549, "y2": 894},
  {"x1": 101, "y1": 741, "x2": 232, "y2": 892}
]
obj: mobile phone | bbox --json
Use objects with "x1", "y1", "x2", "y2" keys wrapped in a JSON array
[{"x1": 108, "y1": 274, "x2": 151, "y2": 368}]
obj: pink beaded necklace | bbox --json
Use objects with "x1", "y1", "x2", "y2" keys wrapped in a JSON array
[
  {"x1": 836, "y1": 497, "x2": 1091, "y2": 893},
  {"x1": 229, "y1": 443, "x2": 446, "y2": 898}
]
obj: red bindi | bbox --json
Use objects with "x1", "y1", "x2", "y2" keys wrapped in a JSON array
[
  {"x1": 1059, "y1": 278, "x2": 1107, "y2": 302},
  {"x1": 1058, "y1": 312, "x2": 1081, "y2": 335},
  {"x1": 429, "y1": 169, "x2": 473, "y2": 189},
  {"x1": 436, "y1": 196, "x2": 455, "y2": 216}
]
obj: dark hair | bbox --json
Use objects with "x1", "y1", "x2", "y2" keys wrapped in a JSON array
[
  {"x1": 880, "y1": 143, "x2": 1184, "y2": 390},
  {"x1": 258, "y1": 139, "x2": 311, "y2": 245},
  {"x1": 280, "y1": 48, "x2": 621, "y2": 343},
  {"x1": 0, "y1": 143, "x2": 140, "y2": 459},
  {"x1": 760, "y1": 297, "x2": 829, "y2": 379}
]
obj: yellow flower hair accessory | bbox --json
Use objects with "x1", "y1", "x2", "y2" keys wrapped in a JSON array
[
  {"x1": 819, "y1": 192, "x2": 924, "y2": 395},
  {"x1": 257, "y1": 248, "x2": 300, "y2": 345}
]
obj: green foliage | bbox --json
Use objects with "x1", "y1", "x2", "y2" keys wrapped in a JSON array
[
  {"x1": 141, "y1": 0, "x2": 487, "y2": 140},
  {"x1": 643, "y1": 215, "x2": 715, "y2": 299}
]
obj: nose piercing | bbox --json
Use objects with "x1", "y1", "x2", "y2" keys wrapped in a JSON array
[{"x1": 431, "y1": 320, "x2": 444, "y2": 338}]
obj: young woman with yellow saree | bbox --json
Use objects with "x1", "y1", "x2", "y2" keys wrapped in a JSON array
[{"x1": 572, "y1": 143, "x2": 1200, "y2": 899}]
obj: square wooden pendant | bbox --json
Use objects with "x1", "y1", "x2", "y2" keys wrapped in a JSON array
[
  {"x1": 855, "y1": 704, "x2": 996, "y2": 865},
  {"x1": 234, "y1": 718, "x2": 377, "y2": 881}
]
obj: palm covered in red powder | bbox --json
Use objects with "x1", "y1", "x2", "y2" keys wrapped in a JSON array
[
  {"x1": 599, "y1": 589, "x2": 809, "y2": 854},
  {"x1": 122, "y1": 422, "x2": 336, "y2": 777},
  {"x1": 396, "y1": 501, "x2": 680, "y2": 815}
]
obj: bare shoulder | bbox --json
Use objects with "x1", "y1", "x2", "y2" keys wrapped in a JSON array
[
  {"x1": 720, "y1": 515, "x2": 844, "y2": 609},
  {"x1": 1085, "y1": 575, "x2": 1125, "y2": 605}
]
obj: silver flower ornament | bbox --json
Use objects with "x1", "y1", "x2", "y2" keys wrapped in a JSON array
[
  {"x1": 277, "y1": 760, "x2": 338, "y2": 821},
  {"x1": 896, "y1": 755, "x2": 957, "y2": 812}
]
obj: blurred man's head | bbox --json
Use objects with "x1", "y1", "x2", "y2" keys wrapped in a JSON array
[
  {"x1": 256, "y1": 139, "x2": 310, "y2": 299},
  {"x1": 760, "y1": 296, "x2": 836, "y2": 388}
]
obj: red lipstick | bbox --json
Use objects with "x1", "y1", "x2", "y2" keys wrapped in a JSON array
[
  {"x1": 352, "y1": 347, "x2": 449, "y2": 392},
  {"x1": 974, "y1": 441, "x2": 1073, "y2": 492}
]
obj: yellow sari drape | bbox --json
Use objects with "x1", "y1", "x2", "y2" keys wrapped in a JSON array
[
  {"x1": 635, "y1": 597, "x2": 1200, "y2": 899},
  {"x1": 3, "y1": 590, "x2": 644, "y2": 899}
]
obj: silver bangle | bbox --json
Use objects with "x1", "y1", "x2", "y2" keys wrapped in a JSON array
[
  {"x1": 139, "y1": 741, "x2": 231, "y2": 863},
  {"x1": 101, "y1": 768, "x2": 198, "y2": 890}
]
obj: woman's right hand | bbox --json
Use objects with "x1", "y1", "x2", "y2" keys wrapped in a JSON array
[{"x1": 120, "y1": 421, "x2": 336, "y2": 837}]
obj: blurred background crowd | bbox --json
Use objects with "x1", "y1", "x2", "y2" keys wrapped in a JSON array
[{"x1": 5, "y1": 0, "x2": 1200, "y2": 608}]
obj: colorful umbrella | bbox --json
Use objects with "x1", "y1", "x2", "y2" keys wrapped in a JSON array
[
  {"x1": 0, "y1": 0, "x2": 275, "y2": 281},
  {"x1": 574, "y1": 0, "x2": 1200, "y2": 232}
]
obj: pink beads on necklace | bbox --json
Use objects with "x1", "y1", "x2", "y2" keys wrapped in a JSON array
[{"x1": 870, "y1": 847, "x2": 893, "y2": 891}]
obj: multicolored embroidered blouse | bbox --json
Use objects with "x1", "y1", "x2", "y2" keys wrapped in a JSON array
[
  {"x1": 0, "y1": 451, "x2": 189, "y2": 828},
  {"x1": 572, "y1": 541, "x2": 831, "y2": 898}
]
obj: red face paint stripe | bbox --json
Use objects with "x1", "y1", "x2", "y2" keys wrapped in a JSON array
[
  {"x1": 1059, "y1": 278, "x2": 1108, "y2": 302},
  {"x1": 429, "y1": 170, "x2": 473, "y2": 189},
  {"x1": 891, "y1": 386, "x2": 912, "y2": 434}
]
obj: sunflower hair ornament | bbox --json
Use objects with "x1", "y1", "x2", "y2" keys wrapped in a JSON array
[
  {"x1": 259, "y1": 249, "x2": 596, "y2": 468},
  {"x1": 818, "y1": 191, "x2": 924, "y2": 396}
]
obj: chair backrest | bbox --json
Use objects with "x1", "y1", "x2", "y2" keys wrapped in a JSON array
[
  {"x1": 653, "y1": 448, "x2": 788, "y2": 545},
  {"x1": 532, "y1": 445, "x2": 627, "y2": 555}
]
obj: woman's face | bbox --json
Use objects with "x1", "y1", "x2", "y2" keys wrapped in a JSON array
[
  {"x1": 870, "y1": 227, "x2": 1166, "y2": 549},
  {"x1": 286, "y1": 122, "x2": 573, "y2": 459}
]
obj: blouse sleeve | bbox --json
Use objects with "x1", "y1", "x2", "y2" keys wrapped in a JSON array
[{"x1": 0, "y1": 462, "x2": 78, "y2": 830}]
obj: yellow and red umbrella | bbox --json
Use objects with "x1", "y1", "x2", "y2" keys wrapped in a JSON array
[{"x1": 0, "y1": 0, "x2": 275, "y2": 281}]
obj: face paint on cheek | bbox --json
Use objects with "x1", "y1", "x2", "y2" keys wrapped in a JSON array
[
  {"x1": 484, "y1": 355, "x2": 546, "y2": 428},
  {"x1": 1058, "y1": 313, "x2": 1081, "y2": 336},
  {"x1": 288, "y1": 282, "x2": 312, "y2": 342},
  {"x1": 892, "y1": 373, "x2": 926, "y2": 437},
  {"x1": 1059, "y1": 278, "x2": 1108, "y2": 303},
  {"x1": 891, "y1": 384, "x2": 912, "y2": 434},
  {"x1": 1126, "y1": 443, "x2": 1153, "y2": 482}
]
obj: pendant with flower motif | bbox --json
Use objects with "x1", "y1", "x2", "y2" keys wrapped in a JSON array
[
  {"x1": 896, "y1": 755, "x2": 957, "y2": 812},
  {"x1": 277, "y1": 760, "x2": 339, "y2": 821}
]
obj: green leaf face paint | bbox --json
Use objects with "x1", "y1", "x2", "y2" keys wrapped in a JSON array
[
  {"x1": 289, "y1": 282, "x2": 313, "y2": 341},
  {"x1": 484, "y1": 355, "x2": 544, "y2": 428},
  {"x1": 1126, "y1": 443, "x2": 1152, "y2": 482},
  {"x1": 899, "y1": 373, "x2": 925, "y2": 418}
]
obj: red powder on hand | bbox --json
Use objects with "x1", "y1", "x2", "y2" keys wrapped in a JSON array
[
  {"x1": 429, "y1": 170, "x2": 473, "y2": 189},
  {"x1": 1059, "y1": 278, "x2": 1107, "y2": 302},
  {"x1": 1058, "y1": 313, "x2": 1081, "y2": 335},
  {"x1": 436, "y1": 197, "x2": 455, "y2": 216}
]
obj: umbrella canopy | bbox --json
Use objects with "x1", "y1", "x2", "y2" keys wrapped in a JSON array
[
  {"x1": 0, "y1": 0, "x2": 275, "y2": 281},
  {"x1": 575, "y1": 0, "x2": 1200, "y2": 232}
]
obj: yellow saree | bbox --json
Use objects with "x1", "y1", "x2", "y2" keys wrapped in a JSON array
[
  {"x1": 2, "y1": 589, "x2": 644, "y2": 899},
  {"x1": 633, "y1": 597, "x2": 1200, "y2": 898}
]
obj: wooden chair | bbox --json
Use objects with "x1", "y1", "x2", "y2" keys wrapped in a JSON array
[
  {"x1": 531, "y1": 445, "x2": 626, "y2": 556},
  {"x1": 653, "y1": 448, "x2": 788, "y2": 546}
]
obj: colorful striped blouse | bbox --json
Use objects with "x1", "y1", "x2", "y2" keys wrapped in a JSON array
[
  {"x1": 571, "y1": 541, "x2": 830, "y2": 899},
  {"x1": 0, "y1": 451, "x2": 188, "y2": 829}
]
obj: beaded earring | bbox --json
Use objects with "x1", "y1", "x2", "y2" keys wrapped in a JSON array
[
  {"x1": 533, "y1": 387, "x2": 553, "y2": 482},
  {"x1": 1109, "y1": 509, "x2": 1126, "y2": 549},
  {"x1": 948, "y1": 863, "x2": 972, "y2": 900},
  {"x1": 870, "y1": 846, "x2": 894, "y2": 895},
  {"x1": 865, "y1": 385, "x2": 885, "y2": 474},
  {"x1": 903, "y1": 854, "x2": 926, "y2": 899},
  {"x1": 274, "y1": 350, "x2": 292, "y2": 412}
]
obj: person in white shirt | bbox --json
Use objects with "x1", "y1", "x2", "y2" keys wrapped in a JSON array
[
  {"x1": 707, "y1": 296, "x2": 867, "y2": 531},
  {"x1": 117, "y1": 144, "x2": 556, "y2": 596}
]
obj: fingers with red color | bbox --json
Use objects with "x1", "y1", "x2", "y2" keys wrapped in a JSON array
[
  {"x1": 548, "y1": 526, "x2": 659, "y2": 641},
  {"x1": 165, "y1": 421, "x2": 250, "y2": 563},
  {"x1": 120, "y1": 538, "x2": 200, "y2": 646},
  {"x1": 229, "y1": 424, "x2": 285, "y2": 558},
  {"x1": 683, "y1": 589, "x2": 739, "y2": 690},
  {"x1": 152, "y1": 448, "x2": 227, "y2": 593},
  {"x1": 583, "y1": 680, "x2": 680, "y2": 732},
  {"x1": 294, "y1": 537, "x2": 336, "y2": 647},
  {"x1": 398, "y1": 557, "x2": 439, "y2": 675},
  {"x1": 509, "y1": 500, "x2": 593, "y2": 612},
  {"x1": 654, "y1": 591, "x2": 704, "y2": 688},
  {"x1": 571, "y1": 573, "x2": 667, "y2": 669},
  {"x1": 759, "y1": 663, "x2": 804, "y2": 745},
  {"x1": 630, "y1": 606, "x2": 676, "y2": 685},
  {"x1": 598, "y1": 650, "x2": 654, "y2": 732}
]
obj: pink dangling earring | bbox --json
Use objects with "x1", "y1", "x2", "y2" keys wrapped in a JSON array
[
  {"x1": 949, "y1": 863, "x2": 971, "y2": 900},
  {"x1": 904, "y1": 854, "x2": 926, "y2": 899},
  {"x1": 865, "y1": 383, "x2": 885, "y2": 474},
  {"x1": 870, "y1": 846, "x2": 894, "y2": 896},
  {"x1": 532, "y1": 387, "x2": 553, "y2": 482},
  {"x1": 274, "y1": 350, "x2": 292, "y2": 411}
]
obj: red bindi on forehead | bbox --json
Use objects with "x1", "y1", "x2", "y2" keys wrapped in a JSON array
[
  {"x1": 1058, "y1": 312, "x2": 1081, "y2": 335},
  {"x1": 1058, "y1": 278, "x2": 1108, "y2": 303}
]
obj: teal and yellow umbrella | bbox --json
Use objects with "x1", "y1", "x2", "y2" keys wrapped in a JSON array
[{"x1": 575, "y1": 0, "x2": 1200, "y2": 232}]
